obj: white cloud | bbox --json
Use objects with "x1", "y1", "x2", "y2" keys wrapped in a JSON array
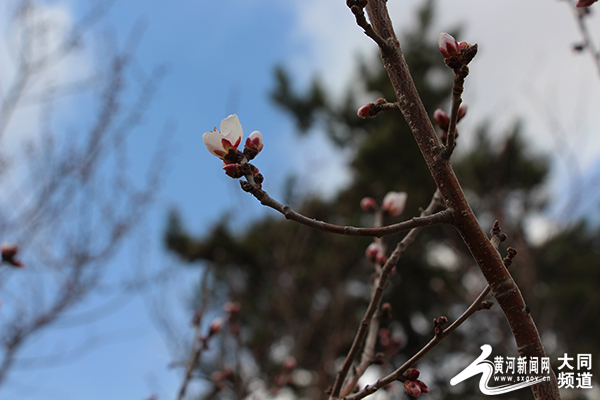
[{"x1": 0, "y1": 2, "x2": 91, "y2": 147}]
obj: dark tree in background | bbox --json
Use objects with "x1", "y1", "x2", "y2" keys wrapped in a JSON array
[{"x1": 166, "y1": 1, "x2": 600, "y2": 399}]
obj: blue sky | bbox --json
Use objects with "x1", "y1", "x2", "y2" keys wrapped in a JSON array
[{"x1": 1, "y1": 0, "x2": 600, "y2": 399}]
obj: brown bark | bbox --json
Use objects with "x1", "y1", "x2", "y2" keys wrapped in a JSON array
[{"x1": 363, "y1": 1, "x2": 560, "y2": 398}]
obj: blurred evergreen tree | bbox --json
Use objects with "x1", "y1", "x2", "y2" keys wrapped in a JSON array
[{"x1": 165, "y1": 1, "x2": 600, "y2": 398}]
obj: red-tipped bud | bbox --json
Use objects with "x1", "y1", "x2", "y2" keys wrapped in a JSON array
[
  {"x1": 438, "y1": 33, "x2": 477, "y2": 68},
  {"x1": 360, "y1": 197, "x2": 378, "y2": 213},
  {"x1": 243, "y1": 131, "x2": 264, "y2": 160},
  {"x1": 375, "y1": 252, "x2": 388, "y2": 265},
  {"x1": 1, "y1": 243, "x2": 24, "y2": 268},
  {"x1": 209, "y1": 318, "x2": 223, "y2": 335},
  {"x1": 438, "y1": 32, "x2": 460, "y2": 59},
  {"x1": 223, "y1": 163, "x2": 244, "y2": 179},
  {"x1": 382, "y1": 191, "x2": 407, "y2": 217},
  {"x1": 404, "y1": 380, "x2": 422, "y2": 397},
  {"x1": 406, "y1": 368, "x2": 420, "y2": 381},
  {"x1": 417, "y1": 380, "x2": 429, "y2": 394},
  {"x1": 357, "y1": 103, "x2": 376, "y2": 119},
  {"x1": 357, "y1": 98, "x2": 387, "y2": 119},
  {"x1": 365, "y1": 243, "x2": 380, "y2": 262},
  {"x1": 433, "y1": 109, "x2": 449, "y2": 131}
]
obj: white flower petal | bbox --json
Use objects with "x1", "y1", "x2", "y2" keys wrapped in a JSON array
[
  {"x1": 220, "y1": 114, "x2": 243, "y2": 143},
  {"x1": 203, "y1": 130, "x2": 227, "y2": 158},
  {"x1": 382, "y1": 191, "x2": 407, "y2": 217}
]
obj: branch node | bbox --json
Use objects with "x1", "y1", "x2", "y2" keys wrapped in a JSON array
[
  {"x1": 503, "y1": 247, "x2": 518, "y2": 268},
  {"x1": 490, "y1": 220, "x2": 507, "y2": 248}
]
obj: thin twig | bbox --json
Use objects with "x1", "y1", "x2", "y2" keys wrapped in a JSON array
[
  {"x1": 570, "y1": 2, "x2": 600, "y2": 80},
  {"x1": 243, "y1": 183, "x2": 453, "y2": 237},
  {"x1": 329, "y1": 190, "x2": 445, "y2": 399},
  {"x1": 343, "y1": 283, "x2": 493, "y2": 400},
  {"x1": 177, "y1": 269, "x2": 211, "y2": 400},
  {"x1": 342, "y1": 221, "x2": 511, "y2": 400},
  {"x1": 347, "y1": 1, "x2": 390, "y2": 50},
  {"x1": 444, "y1": 69, "x2": 467, "y2": 156}
]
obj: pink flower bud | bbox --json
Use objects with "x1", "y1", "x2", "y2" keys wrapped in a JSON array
[
  {"x1": 381, "y1": 191, "x2": 407, "y2": 217},
  {"x1": 404, "y1": 380, "x2": 422, "y2": 397},
  {"x1": 433, "y1": 109, "x2": 449, "y2": 130},
  {"x1": 209, "y1": 318, "x2": 223, "y2": 335},
  {"x1": 244, "y1": 131, "x2": 264, "y2": 160},
  {"x1": 357, "y1": 98, "x2": 388, "y2": 119},
  {"x1": 360, "y1": 197, "x2": 378, "y2": 213},
  {"x1": 406, "y1": 368, "x2": 420, "y2": 381},
  {"x1": 417, "y1": 380, "x2": 429, "y2": 394},
  {"x1": 365, "y1": 243, "x2": 380, "y2": 261},
  {"x1": 357, "y1": 103, "x2": 376, "y2": 119},
  {"x1": 438, "y1": 32, "x2": 460, "y2": 59},
  {"x1": 576, "y1": 0, "x2": 598, "y2": 7},
  {"x1": 375, "y1": 252, "x2": 388, "y2": 265},
  {"x1": 223, "y1": 163, "x2": 244, "y2": 179}
]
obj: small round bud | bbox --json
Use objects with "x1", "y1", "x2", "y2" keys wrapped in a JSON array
[
  {"x1": 433, "y1": 109, "x2": 449, "y2": 131},
  {"x1": 417, "y1": 380, "x2": 429, "y2": 394},
  {"x1": 209, "y1": 318, "x2": 223, "y2": 335},
  {"x1": 365, "y1": 243, "x2": 380, "y2": 262},
  {"x1": 438, "y1": 32, "x2": 460, "y2": 59},
  {"x1": 404, "y1": 380, "x2": 422, "y2": 397},
  {"x1": 375, "y1": 252, "x2": 388, "y2": 265},
  {"x1": 406, "y1": 368, "x2": 420, "y2": 381},
  {"x1": 360, "y1": 197, "x2": 378, "y2": 213}
]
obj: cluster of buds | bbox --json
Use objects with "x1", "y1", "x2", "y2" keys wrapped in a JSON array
[
  {"x1": 438, "y1": 32, "x2": 477, "y2": 71},
  {"x1": 1, "y1": 243, "x2": 24, "y2": 268},
  {"x1": 433, "y1": 106, "x2": 467, "y2": 143},
  {"x1": 203, "y1": 114, "x2": 264, "y2": 187},
  {"x1": 195, "y1": 301, "x2": 242, "y2": 351},
  {"x1": 366, "y1": 242, "x2": 388, "y2": 265},
  {"x1": 403, "y1": 368, "x2": 429, "y2": 398},
  {"x1": 433, "y1": 316, "x2": 448, "y2": 336},
  {"x1": 361, "y1": 192, "x2": 407, "y2": 217}
]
